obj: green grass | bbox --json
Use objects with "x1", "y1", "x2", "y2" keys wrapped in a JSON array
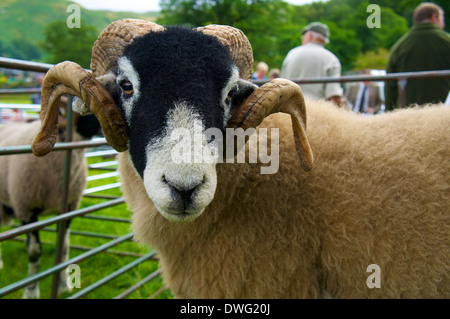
[
  {"x1": 0, "y1": 154, "x2": 173, "y2": 299},
  {"x1": 0, "y1": 94, "x2": 34, "y2": 104},
  {"x1": 0, "y1": 94, "x2": 40, "y2": 121}
]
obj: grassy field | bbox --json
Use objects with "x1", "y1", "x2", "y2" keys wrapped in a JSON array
[
  {"x1": 0, "y1": 94, "x2": 39, "y2": 122},
  {"x1": 0, "y1": 93, "x2": 34, "y2": 104},
  {"x1": 0, "y1": 153, "x2": 172, "y2": 299}
]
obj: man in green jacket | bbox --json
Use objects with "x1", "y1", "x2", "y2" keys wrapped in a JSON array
[{"x1": 385, "y1": 2, "x2": 450, "y2": 110}]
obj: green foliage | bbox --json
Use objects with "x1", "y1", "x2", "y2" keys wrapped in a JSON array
[
  {"x1": 3, "y1": 0, "x2": 447, "y2": 72},
  {"x1": 0, "y1": 155, "x2": 170, "y2": 299},
  {"x1": 375, "y1": 7, "x2": 409, "y2": 49},
  {"x1": 0, "y1": 39, "x2": 42, "y2": 61},
  {"x1": 235, "y1": 0, "x2": 296, "y2": 68},
  {"x1": 158, "y1": 0, "x2": 294, "y2": 68},
  {"x1": 0, "y1": 0, "x2": 158, "y2": 61},
  {"x1": 157, "y1": 0, "x2": 418, "y2": 72},
  {"x1": 0, "y1": 74, "x2": 8, "y2": 88},
  {"x1": 353, "y1": 48, "x2": 390, "y2": 70},
  {"x1": 326, "y1": 22, "x2": 362, "y2": 71},
  {"x1": 376, "y1": 0, "x2": 449, "y2": 30},
  {"x1": 2, "y1": 0, "x2": 448, "y2": 72},
  {"x1": 41, "y1": 20, "x2": 98, "y2": 69}
]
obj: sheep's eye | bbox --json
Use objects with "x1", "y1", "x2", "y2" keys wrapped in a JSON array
[
  {"x1": 225, "y1": 89, "x2": 235, "y2": 105},
  {"x1": 120, "y1": 80, "x2": 134, "y2": 95}
]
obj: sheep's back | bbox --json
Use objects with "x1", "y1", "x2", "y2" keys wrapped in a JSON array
[
  {"x1": 0, "y1": 121, "x2": 87, "y2": 219},
  {"x1": 121, "y1": 101, "x2": 449, "y2": 298},
  {"x1": 303, "y1": 100, "x2": 450, "y2": 298}
]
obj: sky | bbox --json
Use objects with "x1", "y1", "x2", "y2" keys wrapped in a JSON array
[{"x1": 70, "y1": 0, "x2": 327, "y2": 13}]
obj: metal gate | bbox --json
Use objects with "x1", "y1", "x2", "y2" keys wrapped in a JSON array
[
  {"x1": 0, "y1": 58, "x2": 168, "y2": 299},
  {"x1": 1, "y1": 56, "x2": 449, "y2": 299}
]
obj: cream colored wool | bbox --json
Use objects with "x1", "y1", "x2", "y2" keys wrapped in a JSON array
[
  {"x1": 119, "y1": 100, "x2": 449, "y2": 298},
  {"x1": 0, "y1": 121, "x2": 86, "y2": 223},
  {"x1": 0, "y1": 120, "x2": 88, "y2": 298}
]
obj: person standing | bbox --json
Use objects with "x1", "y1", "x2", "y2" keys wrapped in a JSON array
[
  {"x1": 345, "y1": 69, "x2": 382, "y2": 115},
  {"x1": 252, "y1": 61, "x2": 269, "y2": 81},
  {"x1": 385, "y1": 2, "x2": 450, "y2": 110},
  {"x1": 281, "y1": 22, "x2": 344, "y2": 107},
  {"x1": 269, "y1": 68, "x2": 280, "y2": 80}
]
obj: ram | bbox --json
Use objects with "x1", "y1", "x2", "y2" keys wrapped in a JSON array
[
  {"x1": 0, "y1": 110, "x2": 100, "y2": 298},
  {"x1": 32, "y1": 19, "x2": 449, "y2": 298}
]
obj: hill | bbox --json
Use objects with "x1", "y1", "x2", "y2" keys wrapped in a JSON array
[{"x1": 0, "y1": 0, "x2": 159, "y2": 61}]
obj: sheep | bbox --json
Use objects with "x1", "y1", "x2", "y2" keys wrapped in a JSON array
[
  {"x1": 31, "y1": 19, "x2": 449, "y2": 298},
  {"x1": 0, "y1": 110, "x2": 100, "y2": 299},
  {"x1": 120, "y1": 100, "x2": 449, "y2": 299}
]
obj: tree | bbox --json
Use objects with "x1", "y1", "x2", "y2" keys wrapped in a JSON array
[
  {"x1": 157, "y1": 0, "x2": 442, "y2": 73},
  {"x1": 41, "y1": 20, "x2": 98, "y2": 69},
  {"x1": 158, "y1": 0, "x2": 297, "y2": 70},
  {"x1": 374, "y1": 6, "x2": 408, "y2": 49},
  {"x1": 0, "y1": 38, "x2": 42, "y2": 61},
  {"x1": 159, "y1": 0, "x2": 281, "y2": 27},
  {"x1": 0, "y1": 40, "x2": 5, "y2": 57},
  {"x1": 9, "y1": 39, "x2": 43, "y2": 61},
  {"x1": 353, "y1": 48, "x2": 390, "y2": 70},
  {"x1": 377, "y1": 0, "x2": 449, "y2": 31},
  {"x1": 326, "y1": 22, "x2": 362, "y2": 71}
]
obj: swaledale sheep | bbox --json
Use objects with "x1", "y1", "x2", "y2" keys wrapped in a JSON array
[
  {"x1": 0, "y1": 112, "x2": 100, "y2": 299},
  {"x1": 32, "y1": 19, "x2": 449, "y2": 298}
]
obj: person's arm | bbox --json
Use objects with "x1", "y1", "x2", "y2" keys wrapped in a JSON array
[
  {"x1": 328, "y1": 95, "x2": 345, "y2": 107},
  {"x1": 370, "y1": 85, "x2": 382, "y2": 114},
  {"x1": 325, "y1": 59, "x2": 344, "y2": 107}
]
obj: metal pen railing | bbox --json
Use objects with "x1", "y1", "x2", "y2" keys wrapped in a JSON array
[
  {"x1": 253, "y1": 69, "x2": 450, "y2": 108},
  {"x1": 0, "y1": 57, "x2": 166, "y2": 299},
  {"x1": 0, "y1": 232, "x2": 134, "y2": 297},
  {"x1": 1, "y1": 56, "x2": 449, "y2": 299}
]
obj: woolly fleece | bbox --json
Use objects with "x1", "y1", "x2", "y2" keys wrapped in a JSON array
[{"x1": 119, "y1": 100, "x2": 449, "y2": 298}]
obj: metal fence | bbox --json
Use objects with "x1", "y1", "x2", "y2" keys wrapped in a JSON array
[
  {"x1": 253, "y1": 69, "x2": 450, "y2": 108},
  {"x1": 0, "y1": 57, "x2": 166, "y2": 299},
  {"x1": 0, "y1": 56, "x2": 449, "y2": 299}
]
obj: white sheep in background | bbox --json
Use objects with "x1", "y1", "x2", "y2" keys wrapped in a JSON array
[
  {"x1": 0, "y1": 112, "x2": 100, "y2": 298},
  {"x1": 32, "y1": 19, "x2": 449, "y2": 298}
]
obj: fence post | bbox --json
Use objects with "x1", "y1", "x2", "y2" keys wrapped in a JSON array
[
  {"x1": 50, "y1": 96, "x2": 74, "y2": 299},
  {"x1": 397, "y1": 78, "x2": 408, "y2": 108}
]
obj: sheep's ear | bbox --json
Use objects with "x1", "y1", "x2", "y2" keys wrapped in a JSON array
[{"x1": 72, "y1": 97, "x2": 91, "y2": 115}]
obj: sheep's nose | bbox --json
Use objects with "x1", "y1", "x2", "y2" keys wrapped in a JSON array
[
  {"x1": 173, "y1": 186, "x2": 196, "y2": 204},
  {"x1": 164, "y1": 177, "x2": 203, "y2": 212}
]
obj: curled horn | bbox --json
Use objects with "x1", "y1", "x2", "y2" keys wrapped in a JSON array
[
  {"x1": 198, "y1": 26, "x2": 313, "y2": 171},
  {"x1": 31, "y1": 61, "x2": 129, "y2": 156},
  {"x1": 32, "y1": 19, "x2": 163, "y2": 157},
  {"x1": 91, "y1": 19, "x2": 164, "y2": 78},
  {"x1": 227, "y1": 78, "x2": 314, "y2": 171},
  {"x1": 196, "y1": 25, "x2": 254, "y2": 81}
]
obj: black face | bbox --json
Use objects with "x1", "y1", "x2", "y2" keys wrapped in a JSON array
[
  {"x1": 76, "y1": 114, "x2": 102, "y2": 139},
  {"x1": 116, "y1": 27, "x2": 238, "y2": 178}
]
